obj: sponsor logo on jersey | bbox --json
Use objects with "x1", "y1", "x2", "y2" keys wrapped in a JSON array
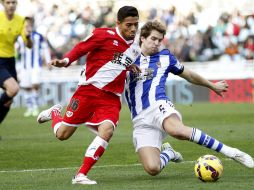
[
  {"x1": 112, "y1": 52, "x2": 132, "y2": 67},
  {"x1": 134, "y1": 68, "x2": 154, "y2": 81},
  {"x1": 107, "y1": 30, "x2": 115, "y2": 35},
  {"x1": 113, "y1": 40, "x2": 118, "y2": 46},
  {"x1": 66, "y1": 111, "x2": 73, "y2": 117}
]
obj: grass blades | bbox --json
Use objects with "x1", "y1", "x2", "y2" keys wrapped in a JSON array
[{"x1": 0, "y1": 103, "x2": 253, "y2": 190}]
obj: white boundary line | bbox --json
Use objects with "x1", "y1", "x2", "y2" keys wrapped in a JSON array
[
  {"x1": 0, "y1": 163, "x2": 142, "y2": 173},
  {"x1": 0, "y1": 159, "x2": 233, "y2": 173}
]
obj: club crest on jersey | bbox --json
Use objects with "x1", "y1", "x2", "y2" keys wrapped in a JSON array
[
  {"x1": 156, "y1": 62, "x2": 161, "y2": 68},
  {"x1": 66, "y1": 111, "x2": 73, "y2": 117},
  {"x1": 107, "y1": 30, "x2": 115, "y2": 35}
]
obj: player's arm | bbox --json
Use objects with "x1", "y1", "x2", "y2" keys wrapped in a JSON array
[
  {"x1": 63, "y1": 30, "x2": 102, "y2": 67},
  {"x1": 48, "y1": 31, "x2": 100, "y2": 68},
  {"x1": 41, "y1": 38, "x2": 52, "y2": 69},
  {"x1": 179, "y1": 67, "x2": 229, "y2": 97}
]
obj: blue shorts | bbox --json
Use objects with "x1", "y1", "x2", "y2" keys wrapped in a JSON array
[{"x1": 0, "y1": 57, "x2": 17, "y2": 88}]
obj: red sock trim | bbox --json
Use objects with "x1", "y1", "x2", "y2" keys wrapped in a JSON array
[{"x1": 51, "y1": 109, "x2": 62, "y2": 129}]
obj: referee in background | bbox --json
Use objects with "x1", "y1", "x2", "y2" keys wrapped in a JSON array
[{"x1": 0, "y1": 0, "x2": 32, "y2": 123}]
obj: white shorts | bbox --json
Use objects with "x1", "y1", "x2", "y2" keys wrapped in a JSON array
[
  {"x1": 132, "y1": 100, "x2": 182, "y2": 152},
  {"x1": 19, "y1": 69, "x2": 41, "y2": 88}
]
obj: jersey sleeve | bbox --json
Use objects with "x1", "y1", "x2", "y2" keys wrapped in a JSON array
[
  {"x1": 63, "y1": 28, "x2": 105, "y2": 66},
  {"x1": 168, "y1": 51, "x2": 184, "y2": 75}
]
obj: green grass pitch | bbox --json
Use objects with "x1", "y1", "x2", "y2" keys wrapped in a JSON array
[{"x1": 0, "y1": 103, "x2": 253, "y2": 190}]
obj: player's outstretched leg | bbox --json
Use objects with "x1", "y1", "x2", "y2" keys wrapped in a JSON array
[
  {"x1": 160, "y1": 142, "x2": 183, "y2": 170},
  {"x1": 37, "y1": 104, "x2": 62, "y2": 123},
  {"x1": 190, "y1": 128, "x2": 254, "y2": 168}
]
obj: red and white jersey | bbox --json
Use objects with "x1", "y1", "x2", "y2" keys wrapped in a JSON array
[{"x1": 64, "y1": 27, "x2": 140, "y2": 96}]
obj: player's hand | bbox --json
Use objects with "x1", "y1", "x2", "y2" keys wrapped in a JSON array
[
  {"x1": 49, "y1": 59, "x2": 68, "y2": 67},
  {"x1": 212, "y1": 80, "x2": 229, "y2": 97},
  {"x1": 127, "y1": 64, "x2": 141, "y2": 74}
]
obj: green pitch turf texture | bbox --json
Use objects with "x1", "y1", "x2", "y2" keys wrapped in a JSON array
[{"x1": 0, "y1": 103, "x2": 253, "y2": 190}]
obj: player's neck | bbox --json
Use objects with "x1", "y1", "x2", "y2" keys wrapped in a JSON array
[{"x1": 4, "y1": 11, "x2": 14, "y2": 20}]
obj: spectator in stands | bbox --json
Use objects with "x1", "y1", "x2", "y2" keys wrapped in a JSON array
[
  {"x1": 222, "y1": 36, "x2": 242, "y2": 61},
  {"x1": 243, "y1": 36, "x2": 254, "y2": 60}
]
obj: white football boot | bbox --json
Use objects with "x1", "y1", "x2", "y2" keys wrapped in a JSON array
[
  {"x1": 162, "y1": 142, "x2": 183, "y2": 163},
  {"x1": 232, "y1": 148, "x2": 254, "y2": 168},
  {"x1": 37, "y1": 104, "x2": 63, "y2": 124},
  {"x1": 72, "y1": 173, "x2": 97, "y2": 185}
]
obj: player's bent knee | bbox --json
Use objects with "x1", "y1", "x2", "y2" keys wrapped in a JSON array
[
  {"x1": 143, "y1": 162, "x2": 160, "y2": 176},
  {"x1": 98, "y1": 124, "x2": 114, "y2": 141},
  {"x1": 5, "y1": 80, "x2": 20, "y2": 97},
  {"x1": 6, "y1": 87, "x2": 19, "y2": 98},
  {"x1": 144, "y1": 165, "x2": 160, "y2": 176}
]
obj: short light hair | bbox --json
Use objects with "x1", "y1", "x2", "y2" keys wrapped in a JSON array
[{"x1": 139, "y1": 20, "x2": 166, "y2": 46}]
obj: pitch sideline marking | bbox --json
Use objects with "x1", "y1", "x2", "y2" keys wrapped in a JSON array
[{"x1": 0, "y1": 159, "x2": 232, "y2": 173}]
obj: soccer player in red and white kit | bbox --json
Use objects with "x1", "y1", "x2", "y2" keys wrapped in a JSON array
[{"x1": 37, "y1": 6, "x2": 140, "y2": 185}]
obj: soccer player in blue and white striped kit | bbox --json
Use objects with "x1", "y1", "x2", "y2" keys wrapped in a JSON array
[
  {"x1": 125, "y1": 20, "x2": 254, "y2": 176},
  {"x1": 16, "y1": 16, "x2": 51, "y2": 117}
]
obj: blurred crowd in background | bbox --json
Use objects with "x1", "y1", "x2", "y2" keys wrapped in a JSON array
[{"x1": 1, "y1": 0, "x2": 254, "y2": 63}]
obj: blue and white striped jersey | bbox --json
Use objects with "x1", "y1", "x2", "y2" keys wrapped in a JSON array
[
  {"x1": 125, "y1": 49, "x2": 184, "y2": 119},
  {"x1": 16, "y1": 31, "x2": 51, "y2": 70}
]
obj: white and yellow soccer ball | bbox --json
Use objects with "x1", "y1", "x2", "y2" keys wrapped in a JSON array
[{"x1": 194, "y1": 155, "x2": 223, "y2": 182}]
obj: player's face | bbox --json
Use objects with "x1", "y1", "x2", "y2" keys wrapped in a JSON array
[
  {"x1": 3, "y1": 0, "x2": 17, "y2": 16},
  {"x1": 117, "y1": 16, "x2": 139, "y2": 41},
  {"x1": 24, "y1": 19, "x2": 33, "y2": 34},
  {"x1": 141, "y1": 30, "x2": 164, "y2": 56}
]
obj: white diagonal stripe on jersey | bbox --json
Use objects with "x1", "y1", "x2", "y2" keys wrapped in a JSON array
[
  {"x1": 77, "y1": 42, "x2": 140, "y2": 95},
  {"x1": 135, "y1": 56, "x2": 149, "y2": 114},
  {"x1": 78, "y1": 60, "x2": 125, "y2": 89}
]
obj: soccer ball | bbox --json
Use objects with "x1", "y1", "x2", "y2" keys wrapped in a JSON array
[{"x1": 194, "y1": 155, "x2": 223, "y2": 182}]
